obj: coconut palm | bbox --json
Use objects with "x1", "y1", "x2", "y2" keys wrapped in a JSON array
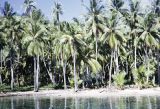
[
  {"x1": 134, "y1": 13, "x2": 159, "y2": 84},
  {"x1": 56, "y1": 21, "x2": 86, "y2": 91},
  {"x1": 23, "y1": 0, "x2": 36, "y2": 15},
  {"x1": 0, "y1": 2, "x2": 23, "y2": 90},
  {"x1": 84, "y1": 0, "x2": 105, "y2": 60},
  {"x1": 52, "y1": 1, "x2": 63, "y2": 26},
  {"x1": 122, "y1": 0, "x2": 141, "y2": 74},
  {"x1": 151, "y1": 0, "x2": 160, "y2": 16},
  {"x1": 42, "y1": 24, "x2": 57, "y2": 85},
  {"x1": 110, "y1": 0, "x2": 125, "y2": 14},
  {"x1": 22, "y1": 9, "x2": 47, "y2": 92},
  {"x1": 101, "y1": 10, "x2": 127, "y2": 87},
  {"x1": 0, "y1": 17, "x2": 6, "y2": 85}
]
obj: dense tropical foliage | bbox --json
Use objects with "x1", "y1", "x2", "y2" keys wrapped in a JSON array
[{"x1": 0, "y1": 0, "x2": 160, "y2": 92}]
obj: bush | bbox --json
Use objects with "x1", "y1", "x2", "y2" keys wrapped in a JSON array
[
  {"x1": 132, "y1": 61, "x2": 156, "y2": 89},
  {"x1": 112, "y1": 71, "x2": 126, "y2": 89}
]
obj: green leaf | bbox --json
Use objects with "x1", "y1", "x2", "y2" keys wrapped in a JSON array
[
  {"x1": 109, "y1": 34, "x2": 117, "y2": 48},
  {"x1": 27, "y1": 42, "x2": 35, "y2": 56},
  {"x1": 140, "y1": 31, "x2": 147, "y2": 40}
]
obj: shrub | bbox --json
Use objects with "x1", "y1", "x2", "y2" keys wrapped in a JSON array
[{"x1": 112, "y1": 71, "x2": 126, "y2": 89}]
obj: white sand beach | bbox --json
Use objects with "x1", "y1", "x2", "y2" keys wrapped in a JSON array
[{"x1": 1, "y1": 88, "x2": 160, "y2": 98}]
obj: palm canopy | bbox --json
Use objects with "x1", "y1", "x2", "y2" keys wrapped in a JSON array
[
  {"x1": 55, "y1": 21, "x2": 102, "y2": 74},
  {"x1": 122, "y1": 0, "x2": 141, "y2": 29},
  {"x1": 55, "y1": 22, "x2": 85, "y2": 56},
  {"x1": 134, "y1": 13, "x2": 159, "y2": 48},
  {"x1": 0, "y1": 1, "x2": 16, "y2": 19},
  {"x1": 0, "y1": 17, "x2": 6, "y2": 50},
  {"x1": 22, "y1": 9, "x2": 47, "y2": 56},
  {"x1": 84, "y1": 0, "x2": 105, "y2": 60},
  {"x1": 110, "y1": 0, "x2": 125, "y2": 14},
  {"x1": 23, "y1": 0, "x2": 36, "y2": 15},
  {"x1": 151, "y1": 0, "x2": 160, "y2": 16},
  {"x1": 84, "y1": 0, "x2": 105, "y2": 35},
  {"x1": 52, "y1": 1, "x2": 63, "y2": 24},
  {"x1": 101, "y1": 10, "x2": 127, "y2": 49}
]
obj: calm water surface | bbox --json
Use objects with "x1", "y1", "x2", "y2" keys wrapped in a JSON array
[{"x1": 0, "y1": 95, "x2": 160, "y2": 109}]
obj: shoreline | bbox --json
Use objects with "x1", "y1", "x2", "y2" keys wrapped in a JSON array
[{"x1": 1, "y1": 87, "x2": 160, "y2": 98}]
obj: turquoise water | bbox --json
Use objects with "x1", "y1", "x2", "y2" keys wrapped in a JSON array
[{"x1": 0, "y1": 96, "x2": 160, "y2": 109}]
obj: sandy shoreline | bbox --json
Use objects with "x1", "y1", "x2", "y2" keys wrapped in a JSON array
[{"x1": 1, "y1": 88, "x2": 160, "y2": 98}]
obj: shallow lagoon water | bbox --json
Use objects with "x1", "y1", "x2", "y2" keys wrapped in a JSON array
[{"x1": 0, "y1": 95, "x2": 160, "y2": 109}]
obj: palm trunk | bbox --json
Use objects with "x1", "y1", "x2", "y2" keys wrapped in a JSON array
[
  {"x1": 113, "y1": 49, "x2": 116, "y2": 75},
  {"x1": 0, "y1": 50, "x2": 2, "y2": 85},
  {"x1": 0, "y1": 73, "x2": 2, "y2": 85},
  {"x1": 126, "y1": 60, "x2": 128, "y2": 76},
  {"x1": 73, "y1": 51, "x2": 78, "y2": 92},
  {"x1": 36, "y1": 55, "x2": 40, "y2": 91},
  {"x1": 87, "y1": 66, "x2": 89, "y2": 75},
  {"x1": 109, "y1": 50, "x2": 113, "y2": 88},
  {"x1": 10, "y1": 57, "x2": 14, "y2": 91},
  {"x1": 43, "y1": 59, "x2": 55, "y2": 84},
  {"x1": 34, "y1": 56, "x2": 37, "y2": 92},
  {"x1": 134, "y1": 44, "x2": 137, "y2": 70},
  {"x1": 96, "y1": 35, "x2": 98, "y2": 61},
  {"x1": 63, "y1": 61, "x2": 67, "y2": 90},
  {"x1": 10, "y1": 33, "x2": 14, "y2": 90},
  {"x1": 146, "y1": 49, "x2": 150, "y2": 84},
  {"x1": 115, "y1": 47, "x2": 119, "y2": 74},
  {"x1": 158, "y1": 50, "x2": 160, "y2": 85},
  {"x1": 61, "y1": 52, "x2": 67, "y2": 90}
]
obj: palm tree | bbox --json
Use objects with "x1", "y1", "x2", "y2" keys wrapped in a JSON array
[
  {"x1": 134, "y1": 13, "x2": 159, "y2": 83},
  {"x1": 42, "y1": 25, "x2": 57, "y2": 85},
  {"x1": 151, "y1": 0, "x2": 160, "y2": 16},
  {"x1": 52, "y1": 1, "x2": 63, "y2": 26},
  {"x1": 151, "y1": 0, "x2": 160, "y2": 84},
  {"x1": 56, "y1": 21, "x2": 86, "y2": 91},
  {"x1": 54, "y1": 36, "x2": 71, "y2": 90},
  {"x1": 84, "y1": 0, "x2": 105, "y2": 60},
  {"x1": 22, "y1": 9, "x2": 47, "y2": 92},
  {"x1": 23, "y1": 0, "x2": 36, "y2": 15},
  {"x1": 0, "y1": 17, "x2": 6, "y2": 85},
  {"x1": 101, "y1": 10, "x2": 127, "y2": 87},
  {"x1": 122, "y1": 0, "x2": 141, "y2": 74},
  {"x1": 110, "y1": 0, "x2": 124, "y2": 14},
  {"x1": 1, "y1": 2, "x2": 22, "y2": 90}
]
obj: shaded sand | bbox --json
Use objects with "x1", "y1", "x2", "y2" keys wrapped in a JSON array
[{"x1": 1, "y1": 88, "x2": 160, "y2": 98}]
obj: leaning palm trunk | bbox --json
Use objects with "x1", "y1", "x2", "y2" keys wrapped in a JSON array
[
  {"x1": 73, "y1": 51, "x2": 78, "y2": 91},
  {"x1": 43, "y1": 59, "x2": 55, "y2": 84},
  {"x1": 109, "y1": 50, "x2": 113, "y2": 88}
]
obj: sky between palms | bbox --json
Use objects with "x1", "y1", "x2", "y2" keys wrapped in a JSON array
[{"x1": 0, "y1": 0, "x2": 150, "y2": 21}]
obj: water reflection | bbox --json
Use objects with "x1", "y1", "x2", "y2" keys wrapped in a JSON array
[{"x1": 0, "y1": 96, "x2": 160, "y2": 109}]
